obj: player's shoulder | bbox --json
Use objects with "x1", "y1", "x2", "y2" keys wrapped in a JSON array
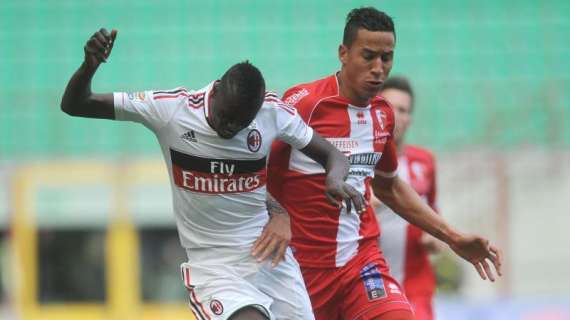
[
  {"x1": 261, "y1": 91, "x2": 297, "y2": 116},
  {"x1": 372, "y1": 95, "x2": 394, "y2": 112},
  {"x1": 282, "y1": 74, "x2": 338, "y2": 108},
  {"x1": 405, "y1": 145, "x2": 436, "y2": 163},
  {"x1": 151, "y1": 86, "x2": 205, "y2": 108},
  {"x1": 371, "y1": 95, "x2": 396, "y2": 125}
]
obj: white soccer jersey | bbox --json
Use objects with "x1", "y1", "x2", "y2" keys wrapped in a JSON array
[{"x1": 113, "y1": 82, "x2": 313, "y2": 249}]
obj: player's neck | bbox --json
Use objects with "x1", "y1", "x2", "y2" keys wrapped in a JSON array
[
  {"x1": 336, "y1": 71, "x2": 371, "y2": 107},
  {"x1": 396, "y1": 141, "x2": 405, "y2": 155},
  {"x1": 206, "y1": 91, "x2": 217, "y2": 130}
]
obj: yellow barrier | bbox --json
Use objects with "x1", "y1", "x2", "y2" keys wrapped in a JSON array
[{"x1": 11, "y1": 161, "x2": 193, "y2": 320}]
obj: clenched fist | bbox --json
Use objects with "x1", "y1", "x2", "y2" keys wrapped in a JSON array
[{"x1": 84, "y1": 28, "x2": 118, "y2": 69}]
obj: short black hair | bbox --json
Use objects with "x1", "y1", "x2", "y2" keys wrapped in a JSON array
[
  {"x1": 382, "y1": 75, "x2": 415, "y2": 110},
  {"x1": 219, "y1": 60, "x2": 265, "y2": 108},
  {"x1": 343, "y1": 7, "x2": 395, "y2": 47}
]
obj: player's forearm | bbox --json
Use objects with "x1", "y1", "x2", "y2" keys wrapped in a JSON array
[
  {"x1": 373, "y1": 177, "x2": 461, "y2": 245},
  {"x1": 266, "y1": 192, "x2": 289, "y2": 217},
  {"x1": 300, "y1": 133, "x2": 349, "y2": 182},
  {"x1": 324, "y1": 150, "x2": 349, "y2": 184},
  {"x1": 61, "y1": 62, "x2": 98, "y2": 115}
]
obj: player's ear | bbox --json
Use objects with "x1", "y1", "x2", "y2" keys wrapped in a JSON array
[{"x1": 338, "y1": 44, "x2": 348, "y2": 65}]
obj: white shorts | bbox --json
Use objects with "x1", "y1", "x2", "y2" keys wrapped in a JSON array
[{"x1": 180, "y1": 246, "x2": 314, "y2": 320}]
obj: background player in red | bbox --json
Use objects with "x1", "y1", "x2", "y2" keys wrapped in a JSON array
[
  {"x1": 372, "y1": 76, "x2": 443, "y2": 320},
  {"x1": 268, "y1": 7, "x2": 502, "y2": 320}
]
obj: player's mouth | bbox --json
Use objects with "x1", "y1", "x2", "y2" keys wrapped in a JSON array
[{"x1": 366, "y1": 80, "x2": 383, "y2": 89}]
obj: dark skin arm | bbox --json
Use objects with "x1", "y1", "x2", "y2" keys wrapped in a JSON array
[
  {"x1": 252, "y1": 192, "x2": 292, "y2": 267},
  {"x1": 372, "y1": 174, "x2": 503, "y2": 281},
  {"x1": 61, "y1": 28, "x2": 118, "y2": 119},
  {"x1": 252, "y1": 133, "x2": 367, "y2": 266},
  {"x1": 300, "y1": 133, "x2": 366, "y2": 213}
]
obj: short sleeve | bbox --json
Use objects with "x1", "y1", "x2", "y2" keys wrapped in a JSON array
[
  {"x1": 375, "y1": 138, "x2": 398, "y2": 177},
  {"x1": 113, "y1": 88, "x2": 185, "y2": 132},
  {"x1": 274, "y1": 103, "x2": 314, "y2": 150}
]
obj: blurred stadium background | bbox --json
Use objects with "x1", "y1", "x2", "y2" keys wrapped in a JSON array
[{"x1": 1, "y1": 0, "x2": 569, "y2": 319}]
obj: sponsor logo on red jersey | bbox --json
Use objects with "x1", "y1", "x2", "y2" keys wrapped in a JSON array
[
  {"x1": 348, "y1": 152, "x2": 382, "y2": 166},
  {"x1": 284, "y1": 88, "x2": 309, "y2": 105},
  {"x1": 360, "y1": 263, "x2": 387, "y2": 301},
  {"x1": 373, "y1": 129, "x2": 389, "y2": 144},
  {"x1": 171, "y1": 149, "x2": 266, "y2": 194},
  {"x1": 326, "y1": 138, "x2": 360, "y2": 154}
]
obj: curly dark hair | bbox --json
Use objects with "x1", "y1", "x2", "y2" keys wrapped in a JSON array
[{"x1": 219, "y1": 60, "x2": 265, "y2": 108}]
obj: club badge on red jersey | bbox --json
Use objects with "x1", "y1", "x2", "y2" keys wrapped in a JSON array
[{"x1": 375, "y1": 110, "x2": 386, "y2": 131}]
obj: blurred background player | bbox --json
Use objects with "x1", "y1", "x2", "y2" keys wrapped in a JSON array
[
  {"x1": 372, "y1": 76, "x2": 442, "y2": 320},
  {"x1": 60, "y1": 28, "x2": 366, "y2": 320},
  {"x1": 268, "y1": 7, "x2": 501, "y2": 320}
]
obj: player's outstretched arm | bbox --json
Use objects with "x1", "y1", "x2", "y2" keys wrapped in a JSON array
[
  {"x1": 60, "y1": 28, "x2": 118, "y2": 119},
  {"x1": 300, "y1": 133, "x2": 366, "y2": 214},
  {"x1": 372, "y1": 175, "x2": 502, "y2": 281}
]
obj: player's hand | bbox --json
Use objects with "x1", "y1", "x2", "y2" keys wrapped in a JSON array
[
  {"x1": 84, "y1": 28, "x2": 118, "y2": 69},
  {"x1": 251, "y1": 213, "x2": 291, "y2": 267},
  {"x1": 449, "y1": 234, "x2": 502, "y2": 281},
  {"x1": 325, "y1": 178, "x2": 366, "y2": 214}
]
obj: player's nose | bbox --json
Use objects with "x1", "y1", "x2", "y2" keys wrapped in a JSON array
[{"x1": 370, "y1": 58, "x2": 383, "y2": 77}]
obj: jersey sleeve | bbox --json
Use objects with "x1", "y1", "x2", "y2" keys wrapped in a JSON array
[
  {"x1": 375, "y1": 138, "x2": 398, "y2": 177},
  {"x1": 274, "y1": 102, "x2": 314, "y2": 150},
  {"x1": 113, "y1": 88, "x2": 184, "y2": 132},
  {"x1": 375, "y1": 106, "x2": 398, "y2": 178}
]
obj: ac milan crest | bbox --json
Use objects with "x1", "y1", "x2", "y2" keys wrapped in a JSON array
[
  {"x1": 247, "y1": 129, "x2": 262, "y2": 152},
  {"x1": 210, "y1": 299, "x2": 224, "y2": 315}
]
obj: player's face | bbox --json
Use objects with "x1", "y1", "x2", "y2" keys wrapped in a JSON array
[
  {"x1": 381, "y1": 88, "x2": 413, "y2": 144},
  {"x1": 339, "y1": 29, "x2": 395, "y2": 105},
  {"x1": 210, "y1": 95, "x2": 262, "y2": 139}
]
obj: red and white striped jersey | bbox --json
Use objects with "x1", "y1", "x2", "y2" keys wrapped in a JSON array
[
  {"x1": 113, "y1": 82, "x2": 313, "y2": 249},
  {"x1": 268, "y1": 74, "x2": 398, "y2": 268},
  {"x1": 376, "y1": 145, "x2": 438, "y2": 297}
]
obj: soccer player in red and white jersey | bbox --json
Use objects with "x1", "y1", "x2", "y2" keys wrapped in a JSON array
[
  {"x1": 60, "y1": 28, "x2": 367, "y2": 320},
  {"x1": 267, "y1": 7, "x2": 502, "y2": 320},
  {"x1": 372, "y1": 76, "x2": 443, "y2": 320}
]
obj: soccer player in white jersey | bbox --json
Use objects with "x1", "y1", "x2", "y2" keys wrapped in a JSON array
[{"x1": 61, "y1": 28, "x2": 366, "y2": 320}]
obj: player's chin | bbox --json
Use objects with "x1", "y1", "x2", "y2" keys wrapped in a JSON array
[
  {"x1": 217, "y1": 130, "x2": 238, "y2": 139},
  {"x1": 360, "y1": 86, "x2": 381, "y2": 101}
]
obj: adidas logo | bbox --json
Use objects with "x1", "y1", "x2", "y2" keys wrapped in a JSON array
[{"x1": 181, "y1": 130, "x2": 197, "y2": 143}]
